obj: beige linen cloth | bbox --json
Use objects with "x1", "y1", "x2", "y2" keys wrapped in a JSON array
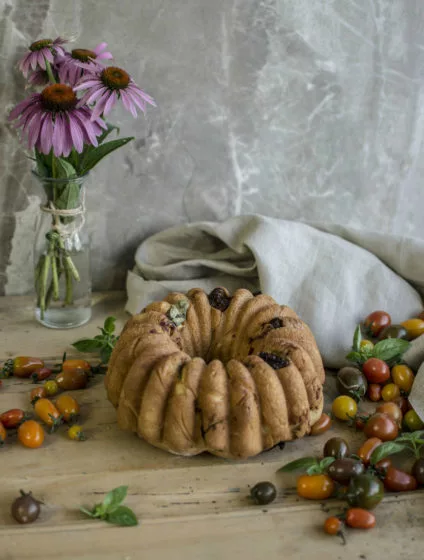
[{"x1": 126, "y1": 214, "x2": 424, "y2": 419}]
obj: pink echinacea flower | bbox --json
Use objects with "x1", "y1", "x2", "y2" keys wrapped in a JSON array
[
  {"x1": 18, "y1": 37, "x2": 67, "y2": 77},
  {"x1": 58, "y1": 43, "x2": 113, "y2": 86}
]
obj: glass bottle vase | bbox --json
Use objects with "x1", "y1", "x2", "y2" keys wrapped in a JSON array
[{"x1": 33, "y1": 172, "x2": 92, "y2": 328}]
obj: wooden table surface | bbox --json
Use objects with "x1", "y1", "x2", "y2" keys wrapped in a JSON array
[{"x1": 0, "y1": 293, "x2": 423, "y2": 560}]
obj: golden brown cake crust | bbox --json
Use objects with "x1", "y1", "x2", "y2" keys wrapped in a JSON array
[{"x1": 106, "y1": 287, "x2": 325, "y2": 459}]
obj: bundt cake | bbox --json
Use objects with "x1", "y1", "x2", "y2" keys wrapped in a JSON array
[{"x1": 105, "y1": 287, "x2": 326, "y2": 459}]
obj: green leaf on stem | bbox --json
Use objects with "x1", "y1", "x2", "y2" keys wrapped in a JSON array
[
  {"x1": 345, "y1": 351, "x2": 363, "y2": 364},
  {"x1": 103, "y1": 485, "x2": 128, "y2": 511},
  {"x1": 100, "y1": 346, "x2": 113, "y2": 364},
  {"x1": 277, "y1": 457, "x2": 318, "y2": 473},
  {"x1": 370, "y1": 442, "x2": 407, "y2": 465},
  {"x1": 106, "y1": 506, "x2": 138, "y2": 527},
  {"x1": 55, "y1": 158, "x2": 77, "y2": 180},
  {"x1": 79, "y1": 137, "x2": 134, "y2": 175},
  {"x1": 372, "y1": 339, "x2": 410, "y2": 362},
  {"x1": 104, "y1": 316, "x2": 116, "y2": 334},
  {"x1": 319, "y1": 457, "x2": 336, "y2": 471},
  {"x1": 72, "y1": 339, "x2": 104, "y2": 353},
  {"x1": 352, "y1": 325, "x2": 362, "y2": 353}
]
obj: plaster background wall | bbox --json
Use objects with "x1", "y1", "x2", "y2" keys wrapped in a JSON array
[{"x1": 1, "y1": 0, "x2": 423, "y2": 294}]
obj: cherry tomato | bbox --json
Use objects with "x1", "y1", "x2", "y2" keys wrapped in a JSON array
[
  {"x1": 418, "y1": 311, "x2": 424, "y2": 321},
  {"x1": 367, "y1": 383, "x2": 382, "y2": 402},
  {"x1": 378, "y1": 325, "x2": 408, "y2": 340},
  {"x1": 310, "y1": 413, "x2": 332, "y2": 436},
  {"x1": 323, "y1": 437, "x2": 350, "y2": 459},
  {"x1": 401, "y1": 318, "x2": 424, "y2": 340},
  {"x1": 364, "y1": 311, "x2": 391, "y2": 336},
  {"x1": 336, "y1": 367, "x2": 368, "y2": 400},
  {"x1": 403, "y1": 409, "x2": 424, "y2": 431},
  {"x1": 354, "y1": 416, "x2": 367, "y2": 431},
  {"x1": 297, "y1": 474, "x2": 334, "y2": 500},
  {"x1": 55, "y1": 394, "x2": 80, "y2": 423},
  {"x1": 376, "y1": 402, "x2": 402, "y2": 426},
  {"x1": 44, "y1": 380, "x2": 59, "y2": 396},
  {"x1": 30, "y1": 386, "x2": 47, "y2": 405},
  {"x1": 68, "y1": 425, "x2": 86, "y2": 441},
  {"x1": 375, "y1": 457, "x2": 392, "y2": 475},
  {"x1": 345, "y1": 508, "x2": 376, "y2": 529},
  {"x1": 346, "y1": 474, "x2": 384, "y2": 509},
  {"x1": 381, "y1": 383, "x2": 401, "y2": 402},
  {"x1": 31, "y1": 367, "x2": 52, "y2": 383},
  {"x1": 362, "y1": 358, "x2": 390, "y2": 384},
  {"x1": 62, "y1": 359, "x2": 91, "y2": 372},
  {"x1": 384, "y1": 467, "x2": 418, "y2": 492},
  {"x1": 364, "y1": 413, "x2": 399, "y2": 441},
  {"x1": 360, "y1": 340, "x2": 374, "y2": 351},
  {"x1": 327, "y1": 459, "x2": 365, "y2": 485},
  {"x1": 357, "y1": 437, "x2": 382, "y2": 465},
  {"x1": 395, "y1": 396, "x2": 412, "y2": 416},
  {"x1": 0, "y1": 408, "x2": 26, "y2": 429},
  {"x1": 412, "y1": 458, "x2": 424, "y2": 486},
  {"x1": 18, "y1": 420, "x2": 45, "y2": 449},
  {"x1": 332, "y1": 395, "x2": 358, "y2": 421},
  {"x1": 34, "y1": 398, "x2": 62, "y2": 432},
  {"x1": 56, "y1": 369, "x2": 88, "y2": 391},
  {"x1": 324, "y1": 516, "x2": 342, "y2": 535},
  {"x1": 1, "y1": 357, "x2": 44, "y2": 378},
  {"x1": 250, "y1": 482, "x2": 277, "y2": 505},
  {"x1": 0, "y1": 421, "x2": 6, "y2": 446},
  {"x1": 391, "y1": 365, "x2": 415, "y2": 393}
]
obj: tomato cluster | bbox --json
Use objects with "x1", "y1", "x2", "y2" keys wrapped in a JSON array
[{"x1": 0, "y1": 356, "x2": 91, "y2": 449}]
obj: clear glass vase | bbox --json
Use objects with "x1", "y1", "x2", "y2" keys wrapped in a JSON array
[{"x1": 33, "y1": 172, "x2": 92, "y2": 328}]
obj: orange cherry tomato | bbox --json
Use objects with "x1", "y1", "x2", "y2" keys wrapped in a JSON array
[
  {"x1": 18, "y1": 420, "x2": 45, "y2": 449},
  {"x1": 357, "y1": 437, "x2": 382, "y2": 466},
  {"x1": 401, "y1": 318, "x2": 424, "y2": 339},
  {"x1": 55, "y1": 394, "x2": 80, "y2": 423},
  {"x1": 0, "y1": 421, "x2": 6, "y2": 446},
  {"x1": 391, "y1": 365, "x2": 415, "y2": 394},
  {"x1": 31, "y1": 367, "x2": 52, "y2": 383},
  {"x1": 324, "y1": 516, "x2": 342, "y2": 535},
  {"x1": 34, "y1": 398, "x2": 62, "y2": 432},
  {"x1": 376, "y1": 402, "x2": 403, "y2": 426},
  {"x1": 364, "y1": 413, "x2": 399, "y2": 441},
  {"x1": 364, "y1": 311, "x2": 391, "y2": 336},
  {"x1": 367, "y1": 383, "x2": 382, "y2": 402},
  {"x1": 297, "y1": 474, "x2": 334, "y2": 500},
  {"x1": 310, "y1": 413, "x2": 332, "y2": 436},
  {"x1": 384, "y1": 467, "x2": 418, "y2": 492},
  {"x1": 381, "y1": 383, "x2": 401, "y2": 402},
  {"x1": 62, "y1": 359, "x2": 90, "y2": 372},
  {"x1": 0, "y1": 408, "x2": 26, "y2": 429},
  {"x1": 30, "y1": 386, "x2": 47, "y2": 405},
  {"x1": 1, "y1": 357, "x2": 44, "y2": 378},
  {"x1": 345, "y1": 508, "x2": 376, "y2": 529}
]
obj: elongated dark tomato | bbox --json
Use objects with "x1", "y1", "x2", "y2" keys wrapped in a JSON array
[
  {"x1": 0, "y1": 409, "x2": 25, "y2": 429},
  {"x1": 346, "y1": 508, "x2": 376, "y2": 529},
  {"x1": 384, "y1": 467, "x2": 418, "y2": 492}
]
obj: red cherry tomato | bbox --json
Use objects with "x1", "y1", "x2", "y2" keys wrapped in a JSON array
[
  {"x1": 357, "y1": 437, "x2": 382, "y2": 465},
  {"x1": 0, "y1": 421, "x2": 6, "y2": 445},
  {"x1": 30, "y1": 386, "x2": 47, "y2": 405},
  {"x1": 367, "y1": 383, "x2": 382, "y2": 402},
  {"x1": 364, "y1": 311, "x2": 391, "y2": 336},
  {"x1": 1, "y1": 357, "x2": 44, "y2": 378},
  {"x1": 0, "y1": 409, "x2": 26, "y2": 429},
  {"x1": 376, "y1": 402, "x2": 403, "y2": 426},
  {"x1": 362, "y1": 358, "x2": 391, "y2": 384},
  {"x1": 345, "y1": 508, "x2": 376, "y2": 529},
  {"x1": 31, "y1": 367, "x2": 52, "y2": 382},
  {"x1": 384, "y1": 467, "x2": 418, "y2": 492},
  {"x1": 364, "y1": 413, "x2": 399, "y2": 441},
  {"x1": 310, "y1": 413, "x2": 332, "y2": 436}
]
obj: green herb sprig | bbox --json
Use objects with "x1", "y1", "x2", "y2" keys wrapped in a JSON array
[
  {"x1": 80, "y1": 485, "x2": 138, "y2": 527},
  {"x1": 346, "y1": 325, "x2": 410, "y2": 367},
  {"x1": 370, "y1": 430, "x2": 424, "y2": 464},
  {"x1": 277, "y1": 456, "x2": 336, "y2": 475},
  {"x1": 72, "y1": 316, "x2": 119, "y2": 364}
]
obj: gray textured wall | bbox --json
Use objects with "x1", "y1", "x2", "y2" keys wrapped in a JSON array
[{"x1": 1, "y1": 0, "x2": 424, "y2": 294}]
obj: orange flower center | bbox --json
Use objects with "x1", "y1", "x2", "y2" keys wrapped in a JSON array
[
  {"x1": 30, "y1": 39, "x2": 53, "y2": 52},
  {"x1": 41, "y1": 84, "x2": 77, "y2": 112},
  {"x1": 71, "y1": 49, "x2": 96, "y2": 62},
  {"x1": 101, "y1": 67, "x2": 130, "y2": 90}
]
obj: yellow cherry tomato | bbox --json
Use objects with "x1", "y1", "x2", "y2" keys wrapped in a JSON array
[
  {"x1": 297, "y1": 474, "x2": 334, "y2": 500},
  {"x1": 56, "y1": 394, "x2": 80, "y2": 423},
  {"x1": 401, "y1": 319, "x2": 424, "y2": 340},
  {"x1": 403, "y1": 410, "x2": 424, "y2": 431},
  {"x1": 360, "y1": 340, "x2": 374, "y2": 351},
  {"x1": 44, "y1": 380, "x2": 59, "y2": 397},
  {"x1": 332, "y1": 395, "x2": 358, "y2": 421},
  {"x1": 68, "y1": 425, "x2": 86, "y2": 441},
  {"x1": 391, "y1": 365, "x2": 415, "y2": 393},
  {"x1": 381, "y1": 383, "x2": 401, "y2": 402}
]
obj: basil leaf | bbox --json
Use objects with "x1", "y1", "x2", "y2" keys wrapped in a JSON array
[
  {"x1": 72, "y1": 339, "x2": 104, "y2": 352},
  {"x1": 106, "y1": 505, "x2": 138, "y2": 526},
  {"x1": 352, "y1": 325, "x2": 362, "y2": 352},
  {"x1": 306, "y1": 464, "x2": 322, "y2": 475},
  {"x1": 103, "y1": 485, "x2": 128, "y2": 511},
  {"x1": 370, "y1": 442, "x2": 407, "y2": 465},
  {"x1": 277, "y1": 457, "x2": 318, "y2": 472},
  {"x1": 79, "y1": 137, "x2": 134, "y2": 175},
  {"x1": 80, "y1": 506, "x2": 96, "y2": 518},
  {"x1": 319, "y1": 457, "x2": 336, "y2": 471},
  {"x1": 372, "y1": 339, "x2": 410, "y2": 362},
  {"x1": 104, "y1": 316, "x2": 116, "y2": 334},
  {"x1": 100, "y1": 345, "x2": 113, "y2": 364},
  {"x1": 345, "y1": 351, "x2": 363, "y2": 364}
]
